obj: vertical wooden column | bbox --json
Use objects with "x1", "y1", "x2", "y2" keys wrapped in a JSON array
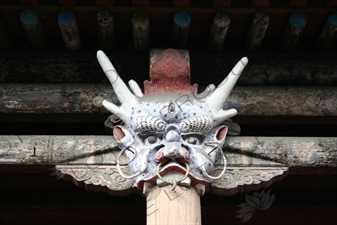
[
  {"x1": 277, "y1": 12, "x2": 307, "y2": 51},
  {"x1": 97, "y1": 10, "x2": 116, "y2": 51},
  {"x1": 146, "y1": 185, "x2": 201, "y2": 225},
  {"x1": 171, "y1": 11, "x2": 191, "y2": 48},
  {"x1": 245, "y1": 11, "x2": 269, "y2": 51},
  {"x1": 20, "y1": 9, "x2": 49, "y2": 49},
  {"x1": 207, "y1": 12, "x2": 230, "y2": 51},
  {"x1": 314, "y1": 11, "x2": 337, "y2": 50},
  {"x1": 58, "y1": 10, "x2": 82, "y2": 51},
  {"x1": 132, "y1": 12, "x2": 151, "y2": 52}
]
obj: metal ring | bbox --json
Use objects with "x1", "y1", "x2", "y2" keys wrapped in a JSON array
[
  {"x1": 116, "y1": 146, "x2": 137, "y2": 165},
  {"x1": 116, "y1": 146, "x2": 143, "y2": 179},
  {"x1": 200, "y1": 149, "x2": 227, "y2": 180},
  {"x1": 156, "y1": 162, "x2": 190, "y2": 190}
]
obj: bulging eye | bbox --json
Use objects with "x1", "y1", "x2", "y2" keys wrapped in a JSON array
[
  {"x1": 186, "y1": 136, "x2": 199, "y2": 145},
  {"x1": 144, "y1": 135, "x2": 159, "y2": 145}
]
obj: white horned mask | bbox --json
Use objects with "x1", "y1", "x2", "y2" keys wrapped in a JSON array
[{"x1": 97, "y1": 49, "x2": 248, "y2": 194}]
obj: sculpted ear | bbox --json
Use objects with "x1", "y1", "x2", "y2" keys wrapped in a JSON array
[
  {"x1": 113, "y1": 126, "x2": 126, "y2": 141},
  {"x1": 215, "y1": 125, "x2": 228, "y2": 141}
]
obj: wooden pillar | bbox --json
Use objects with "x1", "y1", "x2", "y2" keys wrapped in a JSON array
[
  {"x1": 132, "y1": 12, "x2": 151, "y2": 52},
  {"x1": 97, "y1": 10, "x2": 116, "y2": 51},
  {"x1": 146, "y1": 185, "x2": 201, "y2": 225},
  {"x1": 314, "y1": 11, "x2": 337, "y2": 50},
  {"x1": 277, "y1": 12, "x2": 307, "y2": 51},
  {"x1": 57, "y1": 10, "x2": 82, "y2": 51},
  {"x1": 245, "y1": 12, "x2": 269, "y2": 51},
  {"x1": 20, "y1": 9, "x2": 49, "y2": 49},
  {"x1": 0, "y1": 19, "x2": 12, "y2": 49},
  {"x1": 171, "y1": 11, "x2": 191, "y2": 48},
  {"x1": 207, "y1": 12, "x2": 230, "y2": 51}
]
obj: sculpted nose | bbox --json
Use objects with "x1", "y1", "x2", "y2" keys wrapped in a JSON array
[
  {"x1": 154, "y1": 142, "x2": 190, "y2": 163},
  {"x1": 166, "y1": 130, "x2": 180, "y2": 142},
  {"x1": 164, "y1": 124, "x2": 181, "y2": 142}
]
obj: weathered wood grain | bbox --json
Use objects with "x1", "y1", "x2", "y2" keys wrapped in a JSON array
[
  {"x1": 58, "y1": 10, "x2": 82, "y2": 51},
  {"x1": 20, "y1": 9, "x2": 49, "y2": 49},
  {"x1": 207, "y1": 12, "x2": 230, "y2": 52},
  {"x1": 315, "y1": 11, "x2": 337, "y2": 50},
  {"x1": 0, "y1": 52, "x2": 335, "y2": 86},
  {"x1": 0, "y1": 85, "x2": 336, "y2": 116},
  {"x1": 97, "y1": 10, "x2": 116, "y2": 51},
  {"x1": 146, "y1": 185, "x2": 201, "y2": 225},
  {"x1": 132, "y1": 12, "x2": 151, "y2": 52},
  {"x1": 171, "y1": 11, "x2": 191, "y2": 48},
  {"x1": 245, "y1": 12, "x2": 269, "y2": 51},
  {"x1": 277, "y1": 12, "x2": 307, "y2": 51},
  {"x1": 0, "y1": 136, "x2": 336, "y2": 167}
]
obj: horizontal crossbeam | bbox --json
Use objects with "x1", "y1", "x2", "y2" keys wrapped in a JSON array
[{"x1": 0, "y1": 136, "x2": 336, "y2": 167}]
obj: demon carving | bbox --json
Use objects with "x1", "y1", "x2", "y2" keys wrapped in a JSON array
[{"x1": 97, "y1": 49, "x2": 248, "y2": 194}]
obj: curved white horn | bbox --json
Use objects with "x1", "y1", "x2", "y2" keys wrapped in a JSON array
[
  {"x1": 128, "y1": 79, "x2": 144, "y2": 97},
  {"x1": 205, "y1": 57, "x2": 248, "y2": 123},
  {"x1": 97, "y1": 50, "x2": 138, "y2": 122}
]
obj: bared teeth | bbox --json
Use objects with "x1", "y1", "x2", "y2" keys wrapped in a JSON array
[
  {"x1": 156, "y1": 172, "x2": 191, "y2": 187},
  {"x1": 195, "y1": 184, "x2": 206, "y2": 195},
  {"x1": 143, "y1": 182, "x2": 154, "y2": 195}
]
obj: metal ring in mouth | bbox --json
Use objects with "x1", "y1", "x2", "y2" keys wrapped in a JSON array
[
  {"x1": 116, "y1": 146, "x2": 143, "y2": 179},
  {"x1": 156, "y1": 162, "x2": 190, "y2": 190},
  {"x1": 200, "y1": 149, "x2": 227, "y2": 180}
]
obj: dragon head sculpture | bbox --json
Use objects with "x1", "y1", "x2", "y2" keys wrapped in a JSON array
[{"x1": 97, "y1": 49, "x2": 248, "y2": 194}]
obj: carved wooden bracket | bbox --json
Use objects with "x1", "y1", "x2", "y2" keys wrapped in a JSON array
[{"x1": 56, "y1": 165, "x2": 288, "y2": 196}]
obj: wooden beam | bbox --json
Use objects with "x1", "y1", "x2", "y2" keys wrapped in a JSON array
[
  {"x1": 277, "y1": 12, "x2": 307, "y2": 51},
  {"x1": 314, "y1": 11, "x2": 337, "y2": 50},
  {"x1": 20, "y1": 9, "x2": 49, "y2": 49},
  {"x1": 245, "y1": 11, "x2": 269, "y2": 51},
  {"x1": 0, "y1": 136, "x2": 336, "y2": 167},
  {"x1": 207, "y1": 12, "x2": 230, "y2": 52},
  {"x1": 1, "y1": 52, "x2": 335, "y2": 85},
  {"x1": 57, "y1": 10, "x2": 82, "y2": 51},
  {"x1": 132, "y1": 12, "x2": 151, "y2": 52},
  {"x1": 97, "y1": 10, "x2": 116, "y2": 51},
  {"x1": 171, "y1": 11, "x2": 191, "y2": 48},
  {"x1": 0, "y1": 85, "x2": 336, "y2": 116}
]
